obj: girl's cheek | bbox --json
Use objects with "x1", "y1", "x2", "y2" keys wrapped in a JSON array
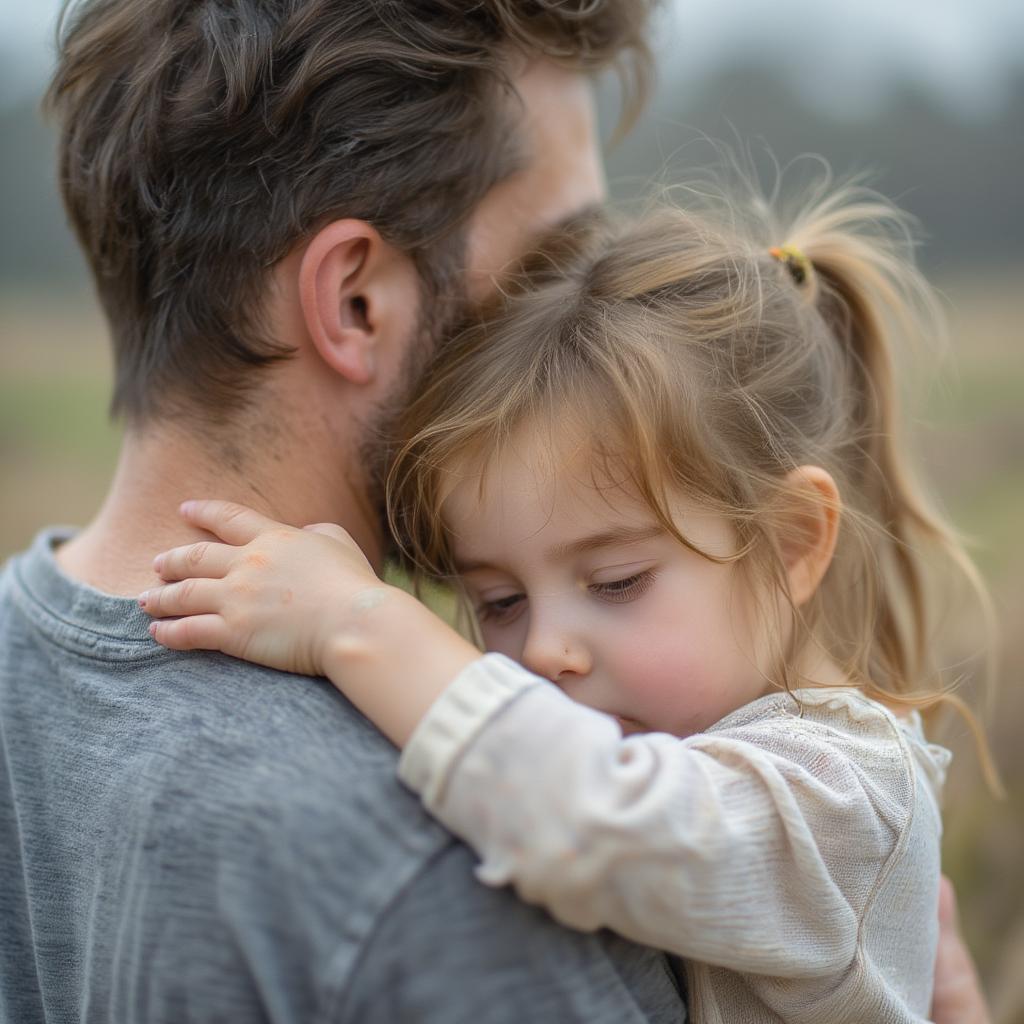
[
  {"x1": 611, "y1": 628, "x2": 719, "y2": 733},
  {"x1": 612, "y1": 587, "x2": 752, "y2": 734}
]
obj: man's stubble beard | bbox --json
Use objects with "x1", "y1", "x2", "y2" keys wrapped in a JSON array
[{"x1": 356, "y1": 273, "x2": 469, "y2": 563}]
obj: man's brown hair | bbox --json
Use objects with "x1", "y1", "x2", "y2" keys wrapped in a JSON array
[{"x1": 47, "y1": 0, "x2": 654, "y2": 424}]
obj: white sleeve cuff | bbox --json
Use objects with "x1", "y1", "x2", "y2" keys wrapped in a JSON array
[{"x1": 397, "y1": 652, "x2": 543, "y2": 808}]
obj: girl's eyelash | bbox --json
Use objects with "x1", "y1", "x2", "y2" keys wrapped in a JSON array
[
  {"x1": 589, "y1": 571, "x2": 656, "y2": 603},
  {"x1": 477, "y1": 571, "x2": 655, "y2": 620},
  {"x1": 476, "y1": 592, "x2": 525, "y2": 623}
]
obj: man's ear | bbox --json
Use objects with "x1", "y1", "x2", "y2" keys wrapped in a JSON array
[
  {"x1": 778, "y1": 465, "x2": 842, "y2": 607},
  {"x1": 298, "y1": 220, "x2": 419, "y2": 385}
]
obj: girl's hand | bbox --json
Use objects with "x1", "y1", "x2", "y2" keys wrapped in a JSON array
[
  {"x1": 141, "y1": 499, "x2": 480, "y2": 748},
  {"x1": 140, "y1": 500, "x2": 394, "y2": 677}
]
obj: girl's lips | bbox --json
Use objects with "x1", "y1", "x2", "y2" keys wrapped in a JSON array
[{"x1": 614, "y1": 715, "x2": 646, "y2": 736}]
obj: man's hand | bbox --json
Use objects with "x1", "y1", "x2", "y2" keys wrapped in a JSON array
[{"x1": 932, "y1": 875, "x2": 992, "y2": 1024}]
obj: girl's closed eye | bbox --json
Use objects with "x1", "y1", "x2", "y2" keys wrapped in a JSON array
[
  {"x1": 477, "y1": 590, "x2": 527, "y2": 624},
  {"x1": 588, "y1": 569, "x2": 657, "y2": 604}
]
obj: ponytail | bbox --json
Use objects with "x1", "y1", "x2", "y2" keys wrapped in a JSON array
[{"x1": 783, "y1": 189, "x2": 1002, "y2": 795}]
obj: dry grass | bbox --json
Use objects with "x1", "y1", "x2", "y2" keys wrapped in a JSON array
[{"x1": 2, "y1": 276, "x2": 1023, "y2": 1020}]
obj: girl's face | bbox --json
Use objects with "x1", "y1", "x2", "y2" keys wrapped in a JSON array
[{"x1": 442, "y1": 431, "x2": 780, "y2": 737}]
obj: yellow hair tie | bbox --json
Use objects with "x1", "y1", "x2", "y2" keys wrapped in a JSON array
[{"x1": 769, "y1": 244, "x2": 812, "y2": 286}]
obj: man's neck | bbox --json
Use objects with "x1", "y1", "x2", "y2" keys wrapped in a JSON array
[{"x1": 56, "y1": 425, "x2": 381, "y2": 597}]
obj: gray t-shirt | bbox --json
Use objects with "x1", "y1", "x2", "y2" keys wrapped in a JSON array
[{"x1": 0, "y1": 530, "x2": 685, "y2": 1023}]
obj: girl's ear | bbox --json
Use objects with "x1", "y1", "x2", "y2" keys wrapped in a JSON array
[
  {"x1": 298, "y1": 219, "x2": 419, "y2": 385},
  {"x1": 778, "y1": 465, "x2": 842, "y2": 607}
]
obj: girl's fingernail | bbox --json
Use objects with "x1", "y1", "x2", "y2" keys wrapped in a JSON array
[
  {"x1": 138, "y1": 592, "x2": 149, "y2": 608},
  {"x1": 148, "y1": 622, "x2": 158, "y2": 636},
  {"x1": 152, "y1": 555, "x2": 163, "y2": 572},
  {"x1": 180, "y1": 500, "x2": 196, "y2": 516}
]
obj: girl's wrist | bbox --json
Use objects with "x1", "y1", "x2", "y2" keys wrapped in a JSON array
[
  {"x1": 317, "y1": 582, "x2": 417, "y2": 676},
  {"x1": 319, "y1": 584, "x2": 480, "y2": 748}
]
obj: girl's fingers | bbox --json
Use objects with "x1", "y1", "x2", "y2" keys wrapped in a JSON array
[
  {"x1": 139, "y1": 578, "x2": 222, "y2": 619},
  {"x1": 937, "y1": 875, "x2": 959, "y2": 928},
  {"x1": 154, "y1": 540, "x2": 234, "y2": 582},
  {"x1": 178, "y1": 500, "x2": 282, "y2": 546},
  {"x1": 148, "y1": 614, "x2": 227, "y2": 652},
  {"x1": 303, "y1": 522, "x2": 351, "y2": 543}
]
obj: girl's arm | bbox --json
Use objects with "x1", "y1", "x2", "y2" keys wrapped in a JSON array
[
  {"x1": 398, "y1": 655, "x2": 912, "y2": 976},
  {"x1": 141, "y1": 499, "x2": 480, "y2": 749}
]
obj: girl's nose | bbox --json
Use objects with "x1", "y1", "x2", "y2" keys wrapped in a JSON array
[{"x1": 520, "y1": 621, "x2": 591, "y2": 684}]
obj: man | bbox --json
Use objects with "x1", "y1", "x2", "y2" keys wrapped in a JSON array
[{"x1": 0, "y1": 0, "x2": 990, "y2": 1020}]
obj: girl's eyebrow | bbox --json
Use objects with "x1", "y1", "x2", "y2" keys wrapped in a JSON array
[
  {"x1": 547, "y1": 524, "x2": 664, "y2": 561},
  {"x1": 453, "y1": 524, "x2": 664, "y2": 574}
]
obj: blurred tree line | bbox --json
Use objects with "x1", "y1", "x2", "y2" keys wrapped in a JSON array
[
  {"x1": 602, "y1": 63, "x2": 1024, "y2": 273},
  {"x1": 3, "y1": 62, "x2": 1022, "y2": 291}
]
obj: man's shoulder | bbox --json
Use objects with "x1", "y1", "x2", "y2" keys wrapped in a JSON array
[
  {"x1": 138, "y1": 656, "x2": 686, "y2": 1022},
  {"x1": 138, "y1": 648, "x2": 451, "y2": 863},
  {"x1": 1, "y1": 540, "x2": 467, "y2": 1014},
  {"x1": 1, "y1": 544, "x2": 685, "y2": 1021},
  {"x1": 0, "y1": 529, "x2": 451, "y2": 890}
]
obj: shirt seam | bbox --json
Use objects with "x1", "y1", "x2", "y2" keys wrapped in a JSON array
[
  {"x1": 849, "y1": 696, "x2": 920, "y2": 952},
  {"x1": 759, "y1": 689, "x2": 922, "y2": 959},
  {"x1": 322, "y1": 835, "x2": 683, "y2": 1023},
  {"x1": 321, "y1": 836, "x2": 454, "y2": 1022}
]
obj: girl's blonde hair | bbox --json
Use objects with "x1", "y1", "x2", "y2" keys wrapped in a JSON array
[{"x1": 387, "y1": 176, "x2": 999, "y2": 789}]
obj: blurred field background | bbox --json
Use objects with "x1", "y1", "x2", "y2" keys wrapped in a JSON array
[{"x1": 2, "y1": 1, "x2": 1022, "y2": 1018}]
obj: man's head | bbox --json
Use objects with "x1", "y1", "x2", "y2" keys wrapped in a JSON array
[{"x1": 47, "y1": 0, "x2": 654, "y2": 432}]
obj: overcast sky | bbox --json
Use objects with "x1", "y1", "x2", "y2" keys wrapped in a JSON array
[{"x1": 2, "y1": 0, "x2": 1023, "y2": 115}]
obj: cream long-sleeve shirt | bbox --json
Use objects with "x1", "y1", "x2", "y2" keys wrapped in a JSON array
[{"x1": 398, "y1": 654, "x2": 951, "y2": 1024}]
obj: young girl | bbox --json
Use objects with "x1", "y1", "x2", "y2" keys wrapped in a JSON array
[{"x1": 140, "y1": 182, "x2": 992, "y2": 1023}]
